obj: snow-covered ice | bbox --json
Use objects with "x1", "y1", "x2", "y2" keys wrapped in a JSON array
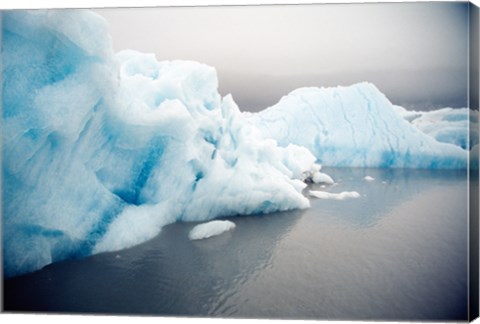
[
  {"x1": 309, "y1": 191, "x2": 361, "y2": 200},
  {"x1": 189, "y1": 220, "x2": 236, "y2": 240}
]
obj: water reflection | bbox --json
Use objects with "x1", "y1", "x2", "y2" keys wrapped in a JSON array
[
  {"x1": 307, "y1": 167, "x2": 468, "y2": 227},
  {"x1": 225, "y1": 167, "x2": 469, "y2": 320},
  {"x1": 3, "y1": 208, "x2": 304, "y2": 316},
  {"x1": 3, "y1": 168, "x2": 470, "y2": 320}
]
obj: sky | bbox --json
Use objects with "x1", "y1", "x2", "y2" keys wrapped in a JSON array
[{"x1": 95, "y1": 2, "x2": 469, "y2": 111}]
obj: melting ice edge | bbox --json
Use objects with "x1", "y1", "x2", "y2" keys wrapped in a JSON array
[{"x1": 2, "y1": 10, "x2": 478, "y2": 277}]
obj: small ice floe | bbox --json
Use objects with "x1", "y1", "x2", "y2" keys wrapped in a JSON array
[
  {"x1": 312, "y1": 172, "x2": 334, "y2": 184},
  {"x1": 189, "y1": 220, "x2": 236, "y2": 240},
  {"x1": 302, "y1": 164, "x2": 334, "y2": 185},
  {"x1": 364, "y1": 176, "x2": 375, "y2": 181},
  {"x1": 309, "y1": 190, "x2": 360, "y2": 200}
]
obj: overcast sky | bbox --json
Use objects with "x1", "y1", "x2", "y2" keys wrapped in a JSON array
[{"x1": 96, "y1": 2, "x2": 469, "y2": 111}]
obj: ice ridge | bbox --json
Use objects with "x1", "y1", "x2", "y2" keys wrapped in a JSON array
[
  {"x1": 248, "y1": 84, "x2": 470, "y2": 169},
  {"x1": 2, "y1": 10, "x2": 314, "y2": 277}
]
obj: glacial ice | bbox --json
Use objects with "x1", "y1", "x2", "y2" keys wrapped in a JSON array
[
  {"x1": 2, "y1": 10, "x2": 314, "y2": 277},
  {"x1": 312, "y1": 172, "x2": 335, "y2": 185},
  {"x1": 2, "y1": 9, "x2": 476, "y2": 278},
  {"x1": 393, "y1": 105, "x2": 479, "y2": 150},
  {"x1": 309, "y1": 190, "x2": 361, "y2": 200},
  {"x1": 188, "y1": 220, "x2": 236, "y2": 240},
  {"x1": 300, "y1": 162, "x2": 335, "y2": 184},
  {"x1": 249, "y1": 84, "x2": 470, "y2": 169}
]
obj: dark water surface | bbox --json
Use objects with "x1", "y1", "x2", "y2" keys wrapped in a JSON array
[{"x1": 3, "y1": 168, "x2": 471, "y2": 320}]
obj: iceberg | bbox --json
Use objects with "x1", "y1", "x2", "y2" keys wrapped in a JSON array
[
  {"x1": 188, "y1": 220, "x2": 236, "y2": 240},
  {"x1": 2, "y1": 9, "x2": 476, "y2": 278},
  {"x1": 248, "y1": 84, "x2": 469, "y2": 169},
  {"x1": 393, "y1": 106, "x2": 478, "y2": 150},
  {"x1": 2, "y1": 10, "x2": 315, "y2": 277}
]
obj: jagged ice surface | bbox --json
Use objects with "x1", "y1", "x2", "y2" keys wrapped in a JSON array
[
  {"x1": 2, "y1": 10, "x2": 314, "y2": 277},
  {"x1": 393, "y1": 106, "x2": 478, "y2": 149},
  {"x1": 248, "y1": 84, "x2": 470, "y2": 169},
  {"x1": 2, "y1": 9, "x2": 476, "y2": 278}
]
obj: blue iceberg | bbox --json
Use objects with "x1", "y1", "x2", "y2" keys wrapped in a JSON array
[
  {"x1": 393, "y1": 105, "x2": 478, "y2": 150},
  {"x1": 2, "y1": 9, "x2": 475, "y2": 278},
  {"x1": 2, "y1": 10, "x2": 314, "y2": 277},
  {"x1": 249, "y1": 84, "x2": 471, "y2": 169}
]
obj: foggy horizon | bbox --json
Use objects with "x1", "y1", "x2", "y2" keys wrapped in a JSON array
[{"x1": 96, "y1": 2, "x2": 469, "y2": 112}]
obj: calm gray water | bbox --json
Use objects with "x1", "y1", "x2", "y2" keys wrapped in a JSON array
[{"x1": 3, "y1": 168, "x2": 471, "y2": 320}]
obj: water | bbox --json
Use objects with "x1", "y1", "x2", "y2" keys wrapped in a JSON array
[{"x1": 3, "y1": 168, "x2": 471, "y2": 320}]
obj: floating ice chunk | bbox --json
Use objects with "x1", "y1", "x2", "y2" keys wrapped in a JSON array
[
  {"x1": 3, "y1": 9, "x2": 321, "y2": 277},
  {"x1": 312, "y1": 172, "x2": 334, "y2": 184},
  {"x1": 189, "y1": 220, "x2": 236, "y2": 240},
  {"x1": 309, "y1": 190, "x2": 361, "y2": 200},
  {"x1": 249, "y1": 83, "x2": 468, "y2": 169},
  {"x1": 364, "y1": 176, "x2": 375, "y2": 181},
  {"x1": 301, "y1": 163, "x2": 328, "y2": 182}
]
